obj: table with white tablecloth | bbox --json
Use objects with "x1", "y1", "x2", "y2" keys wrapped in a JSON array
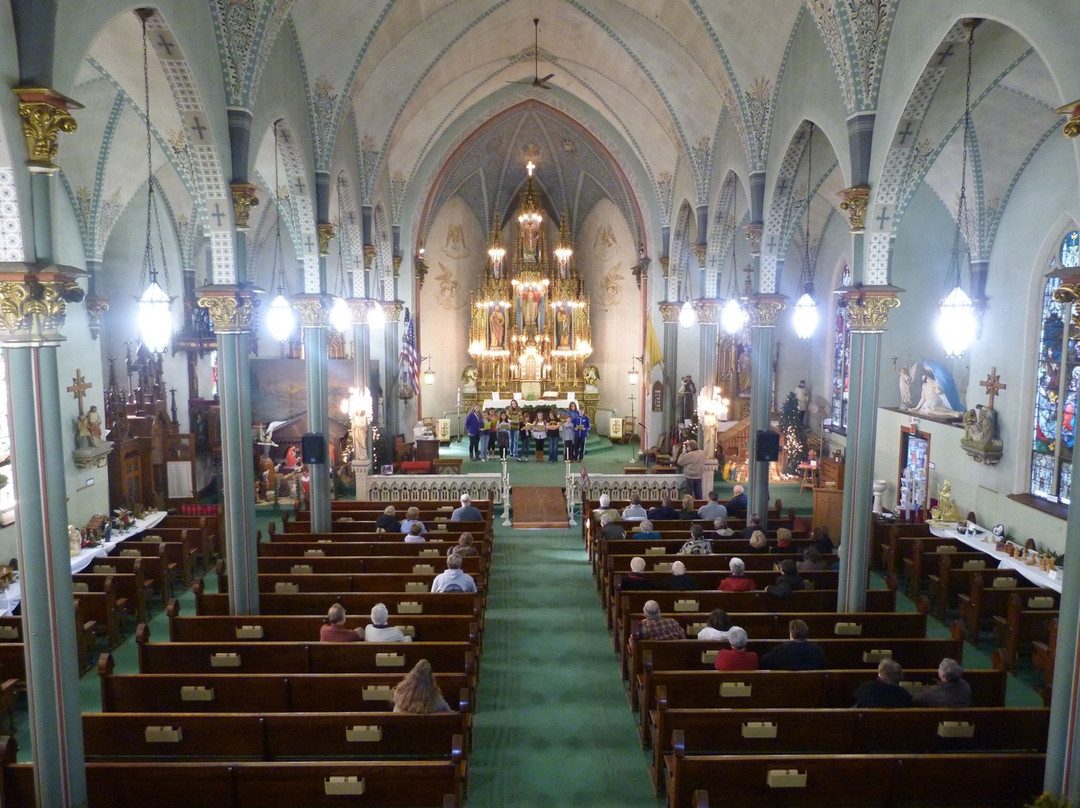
[
  {"x1": 928, "y1": 520, "x2": 1062, "y2": 593},
  {"x1": 0, "y1": 511, "x2": 167, "y2": 614}
]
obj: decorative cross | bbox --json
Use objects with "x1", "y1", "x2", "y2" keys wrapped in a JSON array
[
  {"x1": 526, "y1": 160, "x2": 535, "y2": 176},
  {"x1": 210, "y1": 202, "x2": 225, "y2": 227},
  {"x1": 294, "y1": 177, "x2": 306, "y2": 195},
  {"x1": 896, "y1": 120, "x2": 916, "y2": 146},
  {"x1": 980, "y1": 367, "x2": 1006, "y2": 409},
  {"x1": 305, "y1": 235, "x2": 315, "y2": 253},
  {"x1": 189, "y1": 116, "x2": 207, "y2": 141},
  {"x1": 794, "y1": 129, "x2": 807, "y2": 147},
  {"x1": 935, "y1": 43, "x2": 956, "y2": 66},
  {"x1": 765, "y1": 236, "x2": 778, "y2": 253},
  {"x1": 776, "y1": 178, "x2": 790, "y2": 196},
  {"x1": 874, "y1": 206, "x2": 892, "y2": 230},
  {"x1": 67, "y1": 369, "x2": 92, "y2": 416},
  {"x1": 155, "y1": 33, "x2": 176, "y2": 56}
]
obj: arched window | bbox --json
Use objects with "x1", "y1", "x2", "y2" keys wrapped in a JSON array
[{"x1": 1030, "y1": 230, "x2": 1080, "y2": 504}]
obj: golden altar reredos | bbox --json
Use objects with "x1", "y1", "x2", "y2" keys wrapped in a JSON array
[{"x1": 463, "y1": 163, "x2": 597, "y2": 420}]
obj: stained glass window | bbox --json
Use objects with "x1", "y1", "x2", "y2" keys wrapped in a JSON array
[
  {"x1": 1030, "y1": 230, "x2": 1080, "y2": 505},
  {"x1": 829, "y1": 263, "x2": 852, "y2": 430}
]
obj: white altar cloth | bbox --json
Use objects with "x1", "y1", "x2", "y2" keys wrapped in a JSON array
[{"x1": 927, "y1": 520, "x2": 1061, "y2": 593}]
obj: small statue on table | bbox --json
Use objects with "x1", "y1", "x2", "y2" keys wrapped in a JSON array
[
  {"x1": 930, "y1": 479, "x2": 961, "y2": 523},
  {"x1": 68, "y1": 524, "x2": 82, "y2": 557}
]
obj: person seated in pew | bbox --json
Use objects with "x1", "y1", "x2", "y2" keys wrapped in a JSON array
[
  {"x1": 621, "y1": 495, "x2": 647, "y2": 521},
  {"x1": 718, "y1": 557, "x2": 756, "y2": 592},
  {"x1": 431, "y1": 552, "x2": 478, "y2": 593},
  {"x1": 697, "y1": 490, "x2": 727, "y2": 522},
  {"x1": 770, "y1": 527, "x2": 794, "y2": 553},
  {"x1": 697, "y1": 609, "x2": 732, "y2": 640},
  {"x1": 677, "y1": 494, "x2": 699, "y2": 520},
  {"x1": 449, "y1": 532, "x2": 479, "y2": 558},
  {"x1": 666, "y1": 560, "x2": 696, "y2": 590},
  {"x1": 811, "y1": 525, "x2": 835, "y2": 554},
  {"x1": 364, "y1": 603, "x2": 412, "y2": 643},
  {"x1": 376, "y1": 505, "x2": 401, "y2": 533},
  {"x1": 740, "y1": 513, "x2": 763, "y2": 540},
  {"x1": 713, "y1": 626, "x2": 759, "y2": 671},
  {"x1": 393, "y1": 659, "x2": 452, "y2": 714},
  {"x1": 853, "y1": 658, "x2": 913, "y2": 708},
  {"x1": 760, "y1": 618, "x2": 827, "y2": 671},
  {"x1": 797, "y1": 546, "x2": 828, "y2": 572},
  {"x1": 593, "y1": 493, "x2": 619, "y2": 523},
  {"x1": 451, "y1": 494, "x2": 483, "y2": 522},
  {"x1": 621, "y1": 557, "x2": 651, "y2": 591},
  {"x1": 678, "y1": 523, "x2": 712, "y2": 555},
  {"x1": 773, "y1": 558, "x2": 806, "y2": 592},
  {"x1": 634, "y1": 599, "x2": 685, "y2": 640},
  {"x1": 320, "y1": 603, "x2": 362, "y2": 642},
  {"x1": 746, "y1": 530, "x2": 769, "y2": 554},
  {"x1": 400, "y1": 506, "x2": 427, "y2": 534},
  {"x1": 711, "y1": 516, "x2": 735, "y2": 539},
  {"x1": 404, "y1": 523, "x2": 427, "y2": 544},
  {"x1": 726, "y1": 484, "x2": 748, "y2": 518},
  {"x1": 600, "y1": 512, "x2": 627, "y2": 540},
  {"x1": 912, "y1": 658, "x2": 972, "y2": 707},
  {"x1": 632, "y1": 519, "x2": 661, "y2": 541},
  {"x1": 647, "y1": 496, "x2": 679, "y2": 521}
]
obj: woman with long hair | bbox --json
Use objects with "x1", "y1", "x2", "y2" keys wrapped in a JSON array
[
  {"x1": 392, "y1": 659, "x2": 452, "y2": 714},
  {"x1": 507, "y1": 399, "x2": 522, "y2": 459}
]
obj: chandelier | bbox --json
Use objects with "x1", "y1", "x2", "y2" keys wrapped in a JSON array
[
  {"x1": 721, "y1": 182, "x2": 748, "y2": 335},
  {"x1": 265, "y1": 120, "x2": 296, "y2": 343}
]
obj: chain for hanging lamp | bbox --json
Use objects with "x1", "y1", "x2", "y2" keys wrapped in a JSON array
[
  {"x1": 265, "y1": 120, "x2": 297, "y2": 343},
  {"x1": 937, "y1": 21, "x2": 979, "y2": 359},
  {"x1": 135, "y1": 8, "x2": 173, "y2": 354},
  {"x1": 327, "y1": 174, "x2": 351, "y2": 333},
  {"x1": 792, "y1": 123, "x2": 819, "y2": 340},
  {"x1": 721, "y1": 181, "x2": 748, "y2": 335}
]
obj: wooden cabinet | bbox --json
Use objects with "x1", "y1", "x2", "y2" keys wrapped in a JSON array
[
  {"x1": 813, "y1": 486, "x2": 845, "y2": 540},
  {"x1": 819, "y1": 457, "x2": 845, "y2": 489}
]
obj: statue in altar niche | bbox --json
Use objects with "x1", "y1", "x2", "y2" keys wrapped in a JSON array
[
  {"x1": 488, "y1": 307, "x2": 506, "y2": 350},
  {"x1": 583, "y1": 365, "x2": 600, "y2": 393},
  {"x1": 678, "y1": 376, "x2": 697, "y2": 424},
  {"x1": 555, "y1": 306, "x2": 572, "y2": 349}
]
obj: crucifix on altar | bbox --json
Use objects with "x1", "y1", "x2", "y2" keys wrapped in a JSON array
[{"x1": 69, "y1": 368, "x2": 113, "y2": 469}]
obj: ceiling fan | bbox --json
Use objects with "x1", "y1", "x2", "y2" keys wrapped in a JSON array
[{"x1": 507, "y1": 18, "x2": 555, "y2": 89}]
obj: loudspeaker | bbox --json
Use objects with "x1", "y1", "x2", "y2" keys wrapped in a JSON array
[
  {"x1": 301, "y1": 433, "x2": 327, "y2": 464},
  {"x1": 755, "y1": 430, "x2": 780, "y2": 462}
]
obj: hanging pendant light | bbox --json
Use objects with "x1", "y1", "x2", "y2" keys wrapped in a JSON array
[
  {"x1": 134, "y1": 9, "x2": 173, "y2": 353},
  {"x1": 678, "y1": 299, "x2": 696, "y2": 329},
  {"x1": 721, "y1": 182, "x2": 748, "y2": 335},
  {"x1": 265, "y1": 120, "x2": 296, "y2": 343},
  {"x1": 328, "y1": 295, "x2": 351, "y2": 333},
  {"x1": 793, "y1": 123, "x2": 818, "y2": 340},
  {"x1": 367, "y1": 300, "x2": 386, "y2": 329},
  {"x1": 937, "y1": 21, "x2": 980, "y2": 358}
]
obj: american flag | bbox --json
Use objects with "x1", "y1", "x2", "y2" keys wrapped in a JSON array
[{"x1": 399, "y1": 310, "x2": 420, "y2": 396}]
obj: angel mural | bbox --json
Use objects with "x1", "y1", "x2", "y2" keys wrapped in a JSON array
[
  {"x1": 435, "y1": 262, "x2": 462, "y2": 310},
  {"x1": 593, "y1": 223, "x2": 618, "y2": 262},
  {"x1": 444, "y1": 223, "x2": 469, "y2": 259},
  {"x1": 600, "y1": 263, "x2": 623, "y2": 310}
]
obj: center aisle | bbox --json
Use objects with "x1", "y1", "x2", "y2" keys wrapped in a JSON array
[{"x1": 466, "y1": 518, "x2": 661, "y2": 807}]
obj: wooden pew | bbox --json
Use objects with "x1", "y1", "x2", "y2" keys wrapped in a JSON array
[
  {"x1": 167, "y1": 603, "x2": 479, "y2": 646},
  {"x1": 630, "y1": 637, "x2": 964, "y2": 711},
  {"x1": 0, "y1": 739, "x2": 465, "y2": 808},
  {"x1": 664, "y1": 751, "x2": 1044, "y2": 808},
  {"x1": 283, "y1": 520, "x2": 491, "y2": 539},
  {"x1": 925, "y1": 556, "x2": 1019, "y2": 620},
  {"x1": 899, "y1": 539, "x2": 988, "y2": 599},
  {"x1": 246, "y1": 555, "x2": 487, "y2": 576},
  {"x1": 640, "y1": 668, "x2": 1009, "y2": 719},
  {"x1": 875, "y1": 521, "x2": 932, "y2": 575},
  {"x1": 158, "y1": 513, "x2": 220, "y2": 566},
  {"x1": 193, "y1": 584, "x2": 484, "y2": 621},
  {"x1": 82, "y1": 711, "x2": 467, "y2": 762},
  {"x1": 74, "y1": 589, "x2": 124, "y2": 650},
  {"x1": 120, "y1": 540, "x2": 192, "y2": 591},
  {"x1": 649, "y1": 706, "x2": 1049, "y2": 795},
  {"x1": 216, "y1": 571, "x2": 489, "y2": 596},
  {"x1": 138, "y1": 527, "x2": 201, "y2": 583},
  {"x1": 91, "y1": 554, "x2": 170, "y2": 608},
  {"x1": 992, "y1": 592, "x2": 1058, "y2": 671},
  {"x1": 0, "y1": 603, "x2": 98, "y2": 677},
  {"x1": 257, "y1": 540, "x2": 489, "y2": 559},
  {"x1": 73, "y1": 571, "x2": 150, "y2": 625},
  {"x1": 1033, "y1": 617, "x2": 1058, "y2": 702},
  {"x1": 956, "y1": 577, "x2": 1058, "y2": 643},
  {"x1": 98, "y1": 654, "x2": 473, "y2": 714}
]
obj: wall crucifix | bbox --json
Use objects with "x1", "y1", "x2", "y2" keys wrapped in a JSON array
[
  {"x1": 67, "y1": 369, "x2": 92, "y2": 417},
  {"x1": 979, "y1": 367, "x2": 1006, "y2": 409}
]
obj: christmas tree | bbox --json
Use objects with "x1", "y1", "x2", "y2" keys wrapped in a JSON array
[{"x1": 779, "y1": 390, "x2": 808, "y2": 476}]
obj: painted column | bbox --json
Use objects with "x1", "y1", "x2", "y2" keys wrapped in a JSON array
[
  {"x1": 834, "y1": 290, "x2": 900, "y2": 611},
  {"x1": 1044, "y1": 274, "x2": 1080, "y2": 799},
  {"x1": 658, "y1": 301, "x2": 681, "y2": 439},
  {"x1": 6, "y1": 86, "x2": 86, "y2": 808},
  {"x1": 197, "y1": 288, "x2": 260, "y2": 614},
  {"x1": 694, "y1": 299, "x2": 720, "y2": 392},
  {"x1": 294, "y1": 296, "x2": 331, "y2": 533},
  {"x1": 746, "y1": 296, "x2": 784, "y2": 525},
  {"x1": 381, "y1": 300, "x2": 404, "y2": 441}
]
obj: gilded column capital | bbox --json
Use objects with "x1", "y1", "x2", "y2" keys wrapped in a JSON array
[
  {"x1": 631, "y1": 258, "x2": 650, "y2": 290},
  {"x1": 392, "y1": 254, "x2": 402, "y2": 279},
  {"x1": 230, "y1": 183, "x2": 259, "y2": 230},
  {"x1": 13, "y1": 87, "x2": 82, "y2": 173},
  {"x1": 346, "y1": 297, "x2": 379, "y2": 325},
  {"x1": 293, "y1": 294, "x2": 331, "y2": 328},
  {"x1": 838, "y1": 186, "x2": 870, "y2": 233},
  {"x1": 692, "y1": 243, "x2": 707, "y2": 268},
  {"x1": 0, "y1": 264, "x2": 87, "y2": 344},
  {"x1": 381, "y1": 300, "x2": 405, "y2": 324},
  {"x1": 85, "y1": 295, "x2": 110, "y2": 340},
  {"x1": 746, "y1": 294, "x2": 786, "y2": 328},
  {"x1": 317, "y1": 223, "x2": 336, "y2": 256},
  {"x1": 659, "y1": 257, "x2": 671, "y2": 280},
  {"x1": 363, "y1": 245, "x2": 377, "y2": 269},
  {"x1": 839, "y1": 287, "x2": 903, "y2": 332},
  {"x1": 693, "y1": 298, "x2": 720, "y2": 325},
  {"x1": 196, "y1": 284, "x2": 262, "y2": 333},
  {"x1": 658, "y1": 301, "x2": 682, "y2": 324},
  {"x1": 743, "y1": 223, "x2": 763, "y2": 256},
  {"x1": 1056, "y1": 99, "x2": 1080, "y2": 139}
]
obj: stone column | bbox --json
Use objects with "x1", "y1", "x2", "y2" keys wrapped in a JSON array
[
  {"x1": 6, "y1": 84, "x2": 87, "y2": 807},
  {"x1": 1044, "y1": 274, "x2": 1080, "y2": 799},
  {"x1": 658, "y1": 300, "x2": 681, "y2": 440},
  {"x1": 694, "y1": 299, "x2": 720, "y2": 394},
  {"x1": 349, "y1": 298, "x2": 376, "y2": 499},
  {"x1": 197, "y1": 287, "x2": 261, "y2": 614},
  {"x1": 746, "y1": 296, "x2": 784, "y2": 526},
  {"x1": 294, "y1": 295, "x2": 331, "y2": 533},
  {"x1": 835, "y1": 289, "x2": 900, "y2": 611}
]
